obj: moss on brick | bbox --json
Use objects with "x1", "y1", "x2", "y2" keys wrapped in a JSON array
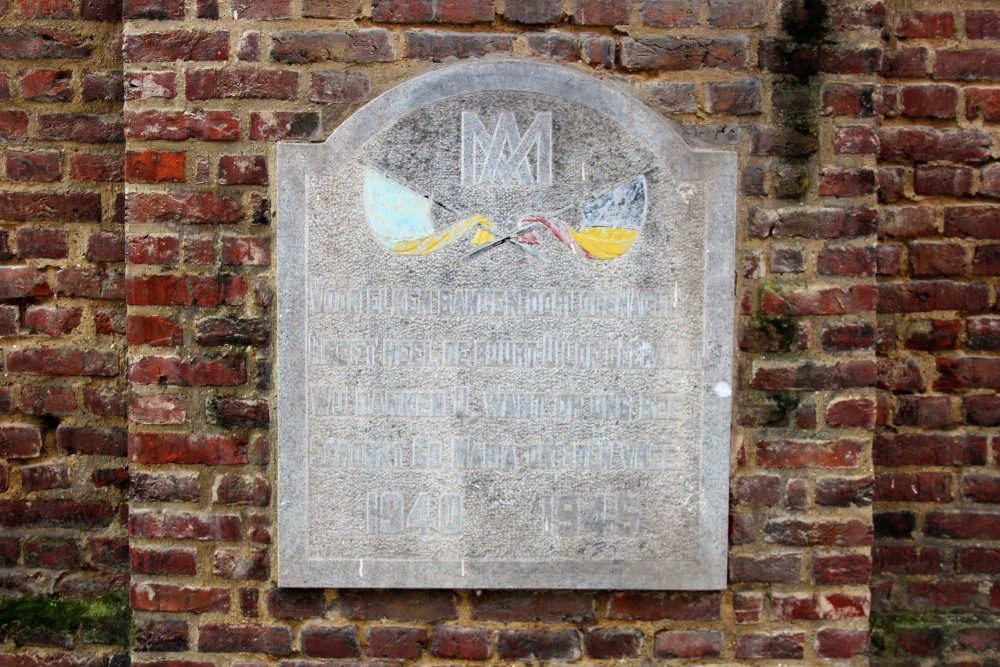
[
  {"x1": 0, "y1": 590, "x2": 131, "y2": 650},
  {"x1": 870, "y1": 610, "x2": 1000, "y2": 658}
]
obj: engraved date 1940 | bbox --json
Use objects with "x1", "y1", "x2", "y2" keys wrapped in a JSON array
[{"x1": 366, "y1": 491, "x2": 462, "y2": 535}]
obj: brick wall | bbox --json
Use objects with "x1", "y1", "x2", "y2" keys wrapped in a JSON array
[
  {"x1": 0, "y1": 0, "x2": 128, "y2": 659},
  {"x1": 872, "y1": 3, "x2": 1000, "y2": 665},
  {"x1": 0, "y1": 0, "x2": 994, "y2": 664}
]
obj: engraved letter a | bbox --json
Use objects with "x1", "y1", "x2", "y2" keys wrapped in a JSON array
[{"x1": 461, "y1": 111, "x2": 553, "y2": 186}]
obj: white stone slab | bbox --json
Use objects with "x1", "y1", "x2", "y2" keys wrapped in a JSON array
[{"x1": 277, "y1": 60, "x2": 736, "y2": 589}]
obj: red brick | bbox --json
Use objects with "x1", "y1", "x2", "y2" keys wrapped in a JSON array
[
  {"x1": 124, "y1": 0, "x2": 183, "y2": 18},
  {"x1": 878, "y1": 281, "x2": 990, "y2": 313},
  {"x1": 962, "y1": 393, "x2": 1000, "y2": 426},
  {"x1": 909, "y1": 242, "x2": 968, "y2": 276},
  {"x1": 764, "y1": 518, "x2": 871, "y2": 546},
  {"x1": 232, "y1": 0, "x2": 291, "y2": 19},
  {"x1": 707, "y1": 79, "x2": 760, "y2": 115},
  {"x1": 300, "y1": 626, "x2": 361, "y2": 658},
  {"x1": 214, "y1": 474, "x2": 270, "y2": 505},
  {"x1": 0, "y1": 499, "x2": 113, "y2": 528},
  {"x1": 81, "y1": 71, "x2": 124, "y2": 102},
  {"x1": 8, "y1": 348, "x2": 118, "y2": 377},
  {"x1": 249, "y1": 111, "x2": 320, "y2": 140},
  {"x1": 127, "y1": 315, "x2": 183, "y2": 346},
  {"x1": 875, "y1": 433, "x2": 986, "y2": 466},
  {"x1": 131, "y1": 547, "x2": 198, "y2": 576},
  {"x1": 901, "y1": 84, "x2": 957, "y2": 119},
  {"x1": 129, "y1": 354, "x2": 246, "y2": 387},
  {"x1": 708, "y1": 0, "x2": 764, "y2": 27},
  {"x1": 24, "y1": 537, "x2": 80, "y2": 568},
  {"x1": 642, "y1": 0, "x2": 699, "y2": 26},
  {"x1": 0, "y1": 28, "x2": 92, "y2": 59},
  {"x1": 468, "y1": 591, "x2": 591, "y2": 622},
  {"x1": 0, "y1": 267, "x2": 51, "y2": 299},
  {"x1": 750, "y1": 360, "x2": 877, "y2": 390},
  {"x1": 198, "y1": 624, "x2": 291, "y2": 654},
  {"x1": 17, "y1": 0, "x2": 75, "y2": 18},
  {"x1": 945, "y1": 206, "x2": 1000, "y2": 238},
  {"x1": 84, "y1": 231, "x2": 125, "y2": 264},
  {"x1": 56, "y1": 269, "x2": 124, "y2": 300},
  {"x1": 21, "y1": 463, "x2": 72, "y2": 493},
  {"x1": 0, "y1": 306, "x2": 17, "y2": 335},
  {"x1": 38, "y1": 113, "x2": 123, "y2": 142},
  {"x1": 186, "y1": 69, "x2": 297, "y2": 101},
  {"x1": 309, "y1": 70, "x2": 370, "y2": 103},
  {"x1": 906, "y1": 581, "x2": 979, "y2": 608},
  {"x1": 936, "y1": 357, "x2": 1000, "y2": 390},
  {"x1": 621, "y1": 36, "x2": 747, "y2": 71},
  {"x1": 126, "y1": 275, "x2": 247, "y2": 306},
  {"x1": 736, "y1": 633, "x2": 804, "y2": 660},
  {"x1": 16, "y1": 228, "x2": 68, "y2": 259},
  {"x1": 125, "y1": 150, "x2": 185, "y2": 183},
  {"x1": 878, "y1": 127, "x2": 990, "y2": 163},
  {"x1": 967, "y1": 10, "x2": 1000, "y2": 39},
  {"x1": 127, "y1": 235, "x2": 180, "y2": 266},
  {"x1": 6, "y1": 151, "x2": 61, "y2": 182},
  {"x1": 368, "y1": 626, "x2": 429, "y2": 659},
  {"x1": 131, "y1": 583, "x2": 230, "y2": 613},
  {"x1": 128, "y1": 431, "x2": 247, "y2": 465},
  {"x1": 893, "y1": 394, "x2": 953, "y2": 428},
  {"x1": 221, "y1": 236, "x2": 270, "y2": 265},
  {"x1": 974, "y1": 244, "x2": 1000, "y2": 274},
  {"x1": 654, "y1": 630, "x2": 722, "y2": 658},
  {"x1": 732, "y1": 475, "x2": 780, "y2": 505},
  {"x1": 572, "y1": 0, "x2": 628, "y2": 25},
  {"x1": 935, "y1": 49, "x2": 1000, "y2": 80},
  {"x1": 134, "y1": 619, "x2": 189, "y2": 652},
  {"x1": 19, "y1": 384, "x2": 75, "y2": 416},
  {"x1": 24, "y1": 307, "x2": 82, "y2": 338},
  {"x1": 404, "y1": 30, "x2": 513, "y2": 60},
  {"x1": 128, "y1": 191, "x2": 241, "y2": 224},
  {"x1": 876, "y1": 471, "x2": 952, "y2": 503},
  {"x1": 124, "y1": 31, "x2": 229, "y2": 62},
  {"x1": 218, "y1": 156, "x2": 268, "y2": 186},
  {"x1": 496, "y1": 629, "x2": 579, "y2": 661},
  {"x1": 825, "y1": 398, "x2": 877, "y2": 429},
  {"x1": 833, "y1": 126, "x2": 878, "y2": 155},
  {"x1": 124, "y1": 71, "x2": 176, "y2": 100},
  {"x1": 71, "y1": 153, "x2": 124, "y2": 182},
  {"x1": 504, "y1": 0, "x2": 560, "y2": 22},
  {"x1": 130, "y1": 511, "x2": 241, "y2": 541},
  {"x1": 265, "y1": 589, "x2": 324, "y2": 619},
  {"x1": 914, "y1": 166, "x2": 974, "y2": 197},
  {"x1": 129, "y1": 393, "x2": 186, "y2": 424},
  {"x1": 214, "y1": 547, "x2": 269, "y2": 579},
  {"x1": 730, "y1": 553, "x2": 800, "y2": 583},
  {"x1": 271, "y1": 29, "x2": 395, "y2": 63},
  {"x1": 372, "y1": 0, "x2": 431, "y2": 21},
  {"x1": 0, "y1": 110, "x2": 29, "y2": 139},
  {"x1": 926, "y1": 511, "x2": 1000, "y2": 539},
  {"x1": 84, "y1": 388, "x2": 127, "y2": 417},
  {"x1": 962, "y1": 473, "x2": 1000, "y2": 503},
  {"x1": 903, "y1": 318, "x2": 961, "y2": 351},
  {"x1": 195, "y1": 317, "x2": 270, "y2": 347},
  {"x1": 885, "y1": 46, "x2": 927, "y2": 77},
  {"x1": 957, "y1": 547, "x2": 1000, "y2": 574},
  {"x1": 56, "y1": 426, "x2": 127, "y2": 457},
  {"x1": 897, "y1": 11, "x2": 954, "y2": 38},
  {"x1": 757, "y1": 439, "x2": 862, "y2": 468},
  {"x1": 732, "y1": 591, "x2": 762, "y2": 623},
  {"x1": 607, "y1": 592, "x2": 720, "y2": 621},
  {"x1": 126, "y1": 110, "x2": 239, "y2": 140},
  {"x1": 816, "y1": 629, "x2": 869, "y2": 658},
  {"x1": 814, "y1": 553, "x2": 871, "y2": 584},
  {"x1": 131, "y1": 472, "x2": 200, "y2": 502},
  {"x1": 967, "y1": 87, "x2": 1000, "y2": 120}
]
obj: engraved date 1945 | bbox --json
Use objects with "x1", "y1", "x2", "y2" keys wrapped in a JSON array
[{"x1": 542, "y1": 494, "x2": 640, "y2": 537}]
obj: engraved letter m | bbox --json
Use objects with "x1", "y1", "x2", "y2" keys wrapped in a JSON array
[{"x1": 461, "y1": 111, "x2": 553, "y2": 186}]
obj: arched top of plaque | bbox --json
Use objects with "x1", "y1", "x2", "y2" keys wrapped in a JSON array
[{"x1": 277, "y1": 60, "x2": 736, "y2": 590}]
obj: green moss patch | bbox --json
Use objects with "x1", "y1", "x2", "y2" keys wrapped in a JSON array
[{"x1": 0, "y1": 591, "x2": 130, "y2": 650}]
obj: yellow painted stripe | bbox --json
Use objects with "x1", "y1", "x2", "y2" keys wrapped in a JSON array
[{"x1": 567, "y1": 227, "x2": 638, "y2": 260}]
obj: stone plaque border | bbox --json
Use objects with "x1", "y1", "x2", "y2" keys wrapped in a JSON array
[{"x1": 277, "y1": 60, "x2": 736, "y2": 589}]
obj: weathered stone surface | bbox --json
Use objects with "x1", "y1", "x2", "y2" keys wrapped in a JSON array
[{"x1": 277, "y1": 60, "x2": 735, "y2": 589}]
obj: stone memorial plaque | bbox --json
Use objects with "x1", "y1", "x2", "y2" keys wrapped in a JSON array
[{"x1": 277, "y1": 61, "x2": 736, "y2": 589}]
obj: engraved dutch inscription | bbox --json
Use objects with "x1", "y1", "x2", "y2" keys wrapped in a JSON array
[{"x1": 278, "y1": 61, "x2": 736, "y2": 589}]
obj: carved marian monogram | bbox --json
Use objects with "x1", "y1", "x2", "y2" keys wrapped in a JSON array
[{"x1": 460, "y1": 111, "x2": 553, "y2": 186}]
